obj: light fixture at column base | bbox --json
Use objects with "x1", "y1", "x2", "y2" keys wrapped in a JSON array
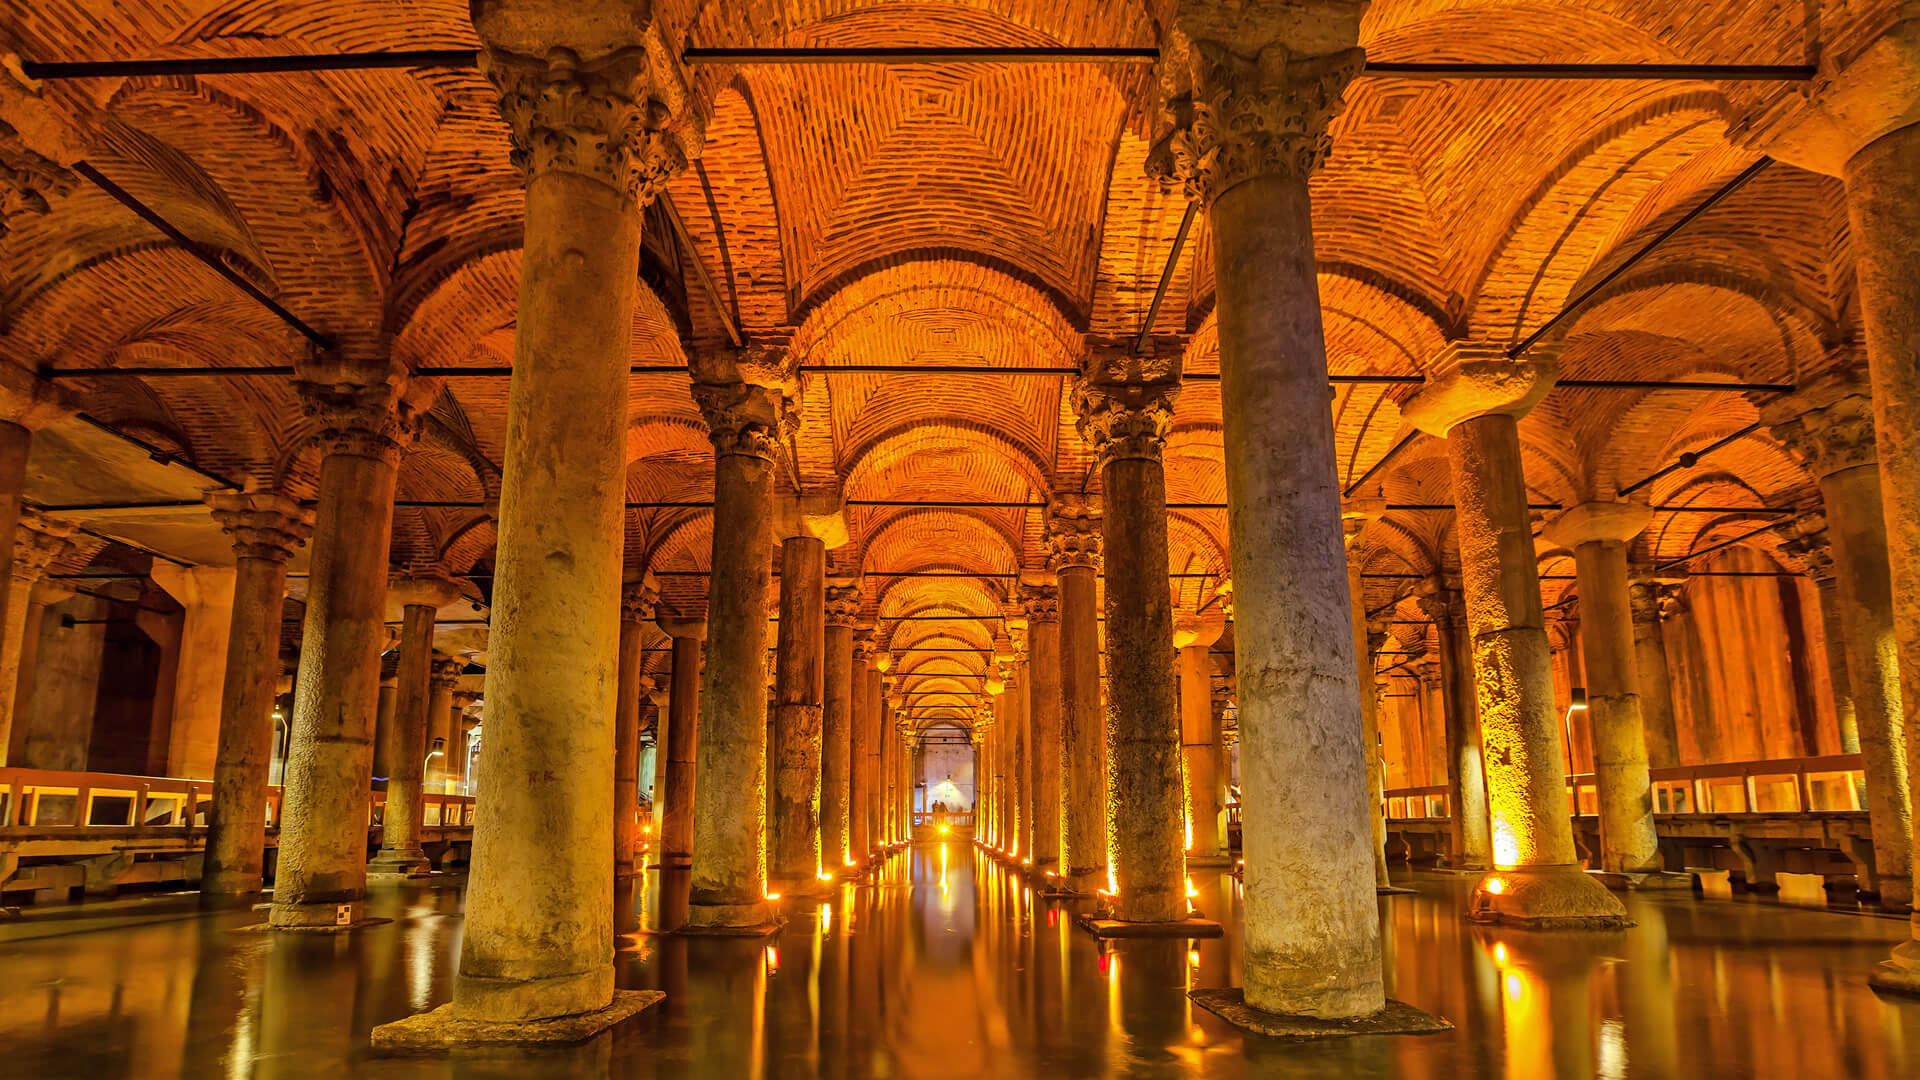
[
  {"x1": 1075, "y1": 912, "x2": 1223, "y2": 938},
  {"x1": 1189, "y1": 988, "x2": 1451, "y2": 1040},
  {"x1": 1468, "y1": 866, "x2": 1632, "y2": 928},
  {"x1": 1868, "y1": 940, "x2": 1920, "y2": 997},
  {"x1": 370, "y1": 989, "x2": 664, "y2": 1053},
  {"x1": 1589, "y1": 869, "x2": 1694, "y2": 891}
]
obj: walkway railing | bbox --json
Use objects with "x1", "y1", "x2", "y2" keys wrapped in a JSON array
[
  {"x1": 1, "y1": 766, "x2": 475, "y2": 833},
  {"x1": 1385, "y1": 753, "x2": 1868, "y2": 821}
]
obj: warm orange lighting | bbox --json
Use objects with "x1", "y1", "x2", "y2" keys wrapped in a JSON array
[
  {"x1": 1493, "y1": 942, "x2": 1509, "y2": 965},
  {"x1": 765, "y1": 945, "x2": 780, "y2": 973},
  {"x1": 1185, "y1": 876, "x2": 1198, "y2": 900},
  {"x1": 1187, "y1": 949, "x2": 1201, "y2": 967},
  {"x1": 765, "y1": 891, "x2": 782, "y2": 901},
  {"x1": 1484, "y1": 877, "x2": 1505, "y2": 896},
  {"x1": 938, "y1": 824, "x2": 948, "y2": 834},
  {"x1": 817, "y1": 871, "x2": 834, "y2": 882}
]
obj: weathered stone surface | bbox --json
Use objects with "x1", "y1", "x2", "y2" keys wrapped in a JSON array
[
  {"x1": 1189, "y1": 987, "x2": 1452, "y2": 1041},
  {"x1": 370, "y1": 989, "x2": 664, "y2": 1053}
]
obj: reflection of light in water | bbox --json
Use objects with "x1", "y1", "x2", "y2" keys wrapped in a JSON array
[
  {"x1": 1599, "y1": 1017, "x2": 1627, "y2": 1079},
  {"x1": 764, "y1": 945, "x2": 779, "y2": 975},
  {"x1": 1503, "y1": 971, "x2": 1525, "y2": 1002},
  {"x1": 820, "y1": 904, "x2": 831, "y2": 934},
  {"x1": 406, "y1": 916, "x2": 437, "y2": 1011}
]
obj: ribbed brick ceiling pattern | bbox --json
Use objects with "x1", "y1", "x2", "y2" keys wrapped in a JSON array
[{"x1": 0, "y1": 0, "x2": 1880, "y2": 723}]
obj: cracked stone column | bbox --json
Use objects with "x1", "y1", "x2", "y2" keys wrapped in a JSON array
[
  {"x1": 271, "y1": 382, "x2": 418, "y2": 931},
  {"x1": 1343, "y1": 500, "x2": 1394, "y2": 890},
  {"x1": 1762, "y1": 375, "x2": 1910, "y2": 907},
  {"x1": 1416, "y1": 582, "x2": 1491, "y2": 872},
  {"x1": 1736, "y1": 12, "x2": 1920, "y2": 991},
  {"x1": 688, "y1": 346, "x2": 795, "y2": 930},
  {"x1": 1176, "y1": 616, "x2": 1229, "y2": 865},
  {"x1": 200, "y1": 493, "x2": 311, "y2": 905},
  {"x1": 1023, "y1": 581, "x2": 1063, "y2": 875},
  {"x1": 1625, "y1": 577, "x2": 1684, "y2": 769},
  {"x1": 656, "y1": 616, "x2": 705, "y2": 870},
  {"x1": 399, "y1": 1, "x2": 704, "y2": 1035},
  {"x1": 371, "y1": 573, "x2": 460, "y2": 879},
  {"x1": 849, "y1": 630, "x2": 877, "y2": 860},
  {"x1": 1048, "y1": 497, "x2": 1107, "y2": 894},
  {"x1": 614, "y1": 577, "x2": 657, "y2": 936},
  {"x1": 1545, "y1": 503, "x2": 1663, "y2": 876},
  {"x1": 1146, "y1": 0, "x2": 1399, "y2": 1021},
  {"x1": 771, "y1": 530, "x2": 826, "y2": 891},
  {"x1": 821, "y1": 580, "x2": 860, "y2": 870},
  {"x1": 1076, "y1": 341, "x2": 1186, "y2": 922},
  {"x1": 1405, "y1": 353, "x2": 1625, "y2": 926}
]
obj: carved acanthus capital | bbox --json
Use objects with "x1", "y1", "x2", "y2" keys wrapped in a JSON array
[
  {"x1": 1771, "y1": 510, "x2": 1835, "y2": 582},
  {"x1": 1073, "y1": 338, "x2": 1183, "y2": 467},
  {"x1": 1627, "y1": 578, "x2": 1686, "y2": 625},
  {"x1": 691, "y1": 343, "x2": 799, "y2": 463},
  {"x1": 295, "y1": 380, "x2": 423, "y2": 466},
  {"x1": 1146, "y1": 4, "x2": 1367, "y2": 204},
  {"x1": 12, "y1": 511, "x2": 75, "y2": 584},
  {"x1": 479, "y1": 29, "x2": 702, "y2": 206},
  {"x1": 825, "y1": 579, "x2": 863, "y2": 627},
  {"x1": 1414, "y1": 581, "x2": 1465, "y2": 629},
  {"x1": 1759, "y1": 371, "x2": 1877, "y2": 479},
  {"x1": 621, "y1": 575, "x2": 659, "y2": 625},
  {"x1": 852, "y1": 628, "x2": 878, "y2": 664},
  {"x1": 206, "y1": 491, "x2": 313, "y2": 563},
  {"x1": 1020, "y1": 582, "x2": 1060, "y2": 624},
  {"x1": 430, "y1": 655, "x2": 466, "y2": 691},
  {"x1": 1046, "y1": 495, "x2": 1103, "y2": 572}
]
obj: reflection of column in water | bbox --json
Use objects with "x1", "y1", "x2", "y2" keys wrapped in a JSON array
[
  {"x1": 681, "y1": 938, "x2": 768, "y2": 1080},
  {"x1": 1622, "y1": 898, "x2": 1680, "y2": 1078},
  {"x1": 180, "y1": 923, "x2": 263, "y2": 1078},
  {"x1": 1115, "y1": 940, "x2": 1187, "y2": 1077},
  {"x1": 255, "y1": 935, "x2": 363, "y2": 1080},
  {"x1": 1480, "y1": 926, "x2": 1620, "y2": 1080},
  {"x1": 1379, "y1": 891, "x2": 1398, "y2": 999}
]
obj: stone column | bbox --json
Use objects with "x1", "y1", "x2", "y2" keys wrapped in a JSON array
[
  {"x1": 771, "y1": 535, "x2": 825, "y2": 890},
  {"x1": 1048, "y1": 498, "x2": 1107, "y2": 894},
  {"x1": 200, "y1": 493, "x2": 311, "y2": 904},
  {"x1": 1416, "y1": 660, "x2": 1448, "y2": 788},
  {"x1": 149, "y1": 566, "x2": 237, "y2": 779},
  {"x1": 1417, "y1": 583, "x2": 1490, "y2": 871},
  {"x1": 1147, "y1": 2, "x2": 1406, "y2": 1020},
  {"x1": 1545, "y1": 503, "x2": 1663, "y2": 877},
  {"x1": 449, "y1": 691, "x2": 480, "y2": 793},
  {"x1": 821, "y1": 582, "x2": 859, "y2": 868},
  {"x1": 370, "y1": 574, "x2": 459, "y2": 879},
  {"x1": 0, "y1": 515, "x2": 73, "y2": 766},
  {"x1": 425, "y1": 657, "x2": 461, "y2": 793},
  {"x1": 0, "y1": 368, "x2": 67, "y2": 768},
  {"x1": 1625, "y1": 577, "x2": 1684, "y2": 769},
  {"x1": 1342, "y1": 500, "x2": 1393, "y2": 890},
  {"x1": 1074, "y1": 342, "x2": 1186, "y2": 922},
  {"x1": 1176, "y1": 616, "x2": 1229, "y2": 865},
  {"x1": 1022, "y1": 581, "x2": 1062, "y2": 875},
  {"x1": 1007, "y1": 634, "x2": 1030, "y2": 859},
  {"x1": 613, "y1": 578, "x2": 656, "y2": 937},
  {"x1": 372, "y1": 671, "x2": 399, "y2": 782},
  {"x1": 1773, "y1": 519, "x2": 1858, "y2": 756},
  {"x1": 849, "y1": 631, "x2": 876, "y2": 860},
  {"x1": 1762, "y1": 376, "x2": 1910, "y2": 906},
  {"x1": 1404, "y1": 353, "x2": 1625, "y2": 926},
  {"x1": 270, "y1": 383, "x2": 417, "y2": 931},
  {"x1": 657, "y1": 618, "x2": 705, "y2": 869},
  {"x1": 688, "y1": 347, "x2": 794, "y2": 931}
]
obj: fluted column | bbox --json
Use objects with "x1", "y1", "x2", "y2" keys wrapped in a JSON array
[
  {"x1": 371, "y1": 574, "x2": 460, "y2": 879},
  {"x1": 1148, "y1": 2, "x2": 1405, "y2": 1021},
  {"x1": 1416, "y1": 583, "x2": 1490, "y2": 872},
  {"x1": 1762, "y1": 375, "x2": 1910, "y2": 906},
  {"x1": 1048, "y1": 498, "x2": 1107, "y2": 893},
  {"x1": 1022, "y1": 582, "x2": 1063, "y2": 875},
  {"x1": 1545, "y1": 503, "x2": 1663, "y2": 876},
  {"x1": 614, "y1": 579, "x2": 657, "y2": 936},
  {"x1": 656, "y1": 617, "x2": 705, "y2": 870},
  {"x1": 1176, "y1": 617, "x2": 1228, "y2": 865},
  {"x1": 688, "y1": 347, "x2": 795, "y2": 930},
  {"x1": 821, "y1": 581, "x2": 860, "y2": 871},
  {"x1": 200, "y1": 494, "x2": 312, "y2": 904},
  {"x1": 771, "y1": 535, "x2": 825, "y2": 890},
  {"x1": 1074, "y1": 342, "x2": 1186, "y2": 922},
  {"x1": 272, "y1": 383, "x2": 418, "y2": 931},
  {"x1": 1405, "y1": 353, "x2": 1624, "y2": 926}
]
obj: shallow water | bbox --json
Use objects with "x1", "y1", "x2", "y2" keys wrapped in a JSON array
[{"x1": 3, "y1": 844, "x2": 1917, "y2": 1078}]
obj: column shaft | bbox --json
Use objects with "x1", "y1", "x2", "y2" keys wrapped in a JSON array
[
  {"x1": 1179, "y1": 645, "x2": 1225, "y2": 861},
  {"x1": 822, "y1": 619, "x2": 854, "y2": 869},
  {"x1": 1628, "y1": 582, "x2": 1683, "y2": 768},
  {"x1": 1011, "y1": 658, "x2": 1029, "y2": 858},
  {"x1": 660, "y1": 632, "x2": 702, "y2": 868},
  {"x1": 371, "y1": 603, "x2": 437, "y2": 876},
  {"x1": 771, "y1": 537, "x2": 825, "y2": 885},
  {"x1": 0, "y1": 422, "x2": 26, "y2": 766},
  {"x1": 613, "y1": 608, "x2": 648, "y2": 935},
  {"x1": 1429, "y1": 599, "x2": 1490, "y2": 871},
  {"x1": 1570, "y1": 538, "x2": 1660, "y2": 874},
  {"x1": 1059, "y1": 563, "x2": 1106, "y2": 891},
  {"x1": 1027, "y1": 603, "x2": 1061, "y2": 874},
  {"x1": 1347, "y1": 557, "x2": 1390, "y2": 888}
]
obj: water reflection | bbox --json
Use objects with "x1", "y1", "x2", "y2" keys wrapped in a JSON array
[{"x1": 1, "y1": 860, "x2": 1918, "y2": 1078}]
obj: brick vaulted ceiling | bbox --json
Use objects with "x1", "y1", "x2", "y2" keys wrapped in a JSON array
[{"x1": 0, "y1": 0, "x2": 1886, "y2": 711}]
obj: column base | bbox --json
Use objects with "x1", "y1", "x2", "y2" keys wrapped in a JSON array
[
  {"x1": 1189, "y1": 988, "x2": 1452, "y2": 1041},
  {"x1": 1590, "y1": 869, "x2": 1694, "y2": 892},
  {"x1": 1868, "y1": 939, "x2": 1920, "y2": 997},
  {"x1": 1468, "y1": 866, "x2": 1631, "y2": 928},
  {"x1": 261, "y1": 898, "x2": 383, "y2": 931},
  {"x1": 679, "y1": 900, "x2": 783, "y2": 936},
  {"x1": 1075, "y1": 911, "x2": 1223, "y2": 939},
  {"x1": 370, "y1": 989, "x2": 664, "y2": 1054},
  {"x1": 367, "y1": 851, "x2": 432, "y2": 880}
]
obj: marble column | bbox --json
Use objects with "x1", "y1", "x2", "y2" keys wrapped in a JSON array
[
  {"x1": 849, "y1": 631, "x2": 876, "y2": 860},
  {"x1": 1176, "y1": 617, "x2": 1229, "y2": 865},
  {"x1": 656, "y1": 617, "x2": 705, "y2": 870},
  {"x1": 371, "y1": 672, "x2": 398, "y2": 782},
  {"x1": 1545, "y1": 503, "x2": 1663, "y2": 876},
  {"x1": 1417, "y1": 583, "x2": 1491, "y2": 871},
  {"x1": 1417, "y1": 660, "x2": 1449, "y2": 789},
  {"x1": 370, "y1": 574, "x2": 459, "y2": 880},
  {"x1": 1343, "y1": 500, "x2": 1393, "y2": 889},
  {"x1": 1405, "y1": 352, "x2": 1625, "y2": 926},
  {"x1": 1049, "y1": 498, "x2": 1107, "y2": 894},
  {"x1": 1021, "y1": 582, "x2": 1063, "y2": 876},
  {"x1": 1074, "y1": 343, "x2": 1185, "y2": 922},
  {"x1": 425, "y1": 657, "x2": 461, "y2": 793},
  {"x1": 0, "y1": 515, "x2": 73, "y2": 766},
  {"x1": 771, "y1": 536, "x2": 825, "y2": 890},
  {"x1": 1147, "y1": 1, "x2": 1395, "y2": 1019},
  {"x1": 1763, "y1": 376, "x2": 1910, "y2": 906},
  {"x1": 614, "y1": 579, "x2": 657, "y2": 937},
  {"x1": 270, "y1": 383, "x2": 417, "y2": 931},
  {"x1": 688, "y1": 347, "x2": 794, "y2": 930},
  {"x1": 1625, "y1": 577, "x2": 1684, "y2": 769},
  {"x1": 0, "y1": 369, "x2": 66, "y2": 768},
  {"x1": 821, "y1": 581, "x2": 860, "y2": 873},
  {"x1": 1008, "y1": 638, "x2": 1030, "y2": 859},
  {"x1": 200, "y1": 493, "x2": 312, "y2": 904},
  {"x1": 150, "y1": 565, "x2": 237, "y2": 779}
]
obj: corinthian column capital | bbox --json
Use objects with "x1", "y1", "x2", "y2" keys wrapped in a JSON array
[
  {"x1": 1759, "y1": 370, "x2": 1878, "y2": 478},
  {"x1": 1073, "y1": 339, "x2": 1182, "y2": 467},
  {"x1": 691, "y1": 342, "x2": 800, "y2": 462},
  {"x1": 1146, "y1": 2, "x2": 1367, "y2": 204},
  {"x1": 1045, "y1": 495, "x2": 1103, "y2": 572},
  {"x1": 825, "y1": 578, "x2": 863, "y2": 628},
  {"x1": 12, "y1": 510, "x2": 75, "y2": 584},
  {"x1": 207, "y1": 491, "x2": 313, "y2": 563},
  {"x1": 475, "y1": 14, "x2": 703, "y2": 206},
  {"x1": 295, "y1": 380, "x2": 424, "y2": 466}
]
